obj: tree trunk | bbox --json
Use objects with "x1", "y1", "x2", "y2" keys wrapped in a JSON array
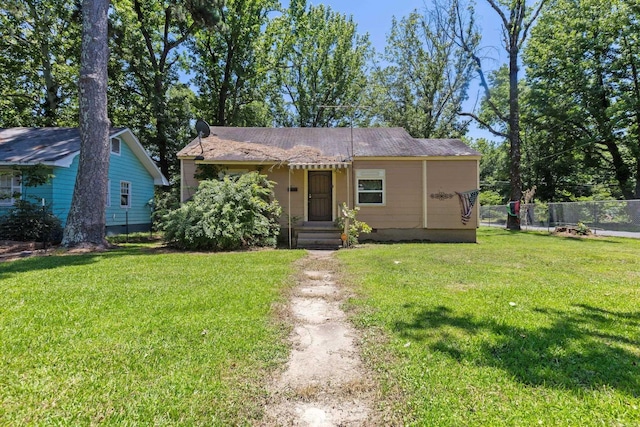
[
  {"x1": 506, "y1": 43, "x2": 522, "y2": 230},
  {"x1": 62, "y1": 0, "x2": 110, "y2": 247},
  {"x1": 215, "y1": 40, "x2": 234, "y2": 126}
]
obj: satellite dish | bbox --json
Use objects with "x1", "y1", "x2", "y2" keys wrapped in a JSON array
[
  {"x1": 194, "y1": 119, "x2": 210, "y2": 160},
  {"x1": 195, "y1": 119, "x2": 210, "y2": 138}
]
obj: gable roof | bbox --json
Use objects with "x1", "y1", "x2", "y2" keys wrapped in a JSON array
[
  {"x1": 177, "y1": 127, "x2": 480, "y2": 163},
  {"x1": 0, "y1": 127, "x2": 168, "y2": 185}
]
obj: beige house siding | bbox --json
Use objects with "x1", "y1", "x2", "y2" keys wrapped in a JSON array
[
  {"x1": 426, "y1": 159, "x2": 479, "y2": 229},
  {"x1": 352, "y1": 160, "x2": 425, "y2": 229},
  {"x1": 269, "y1": 166, "x2": 303, "y2": 226},
  {"x1": 179, "y1": 156, "x2": 479, "y2": 243},
  {"x1": 180, "y1": 159, "x2": 200, "y2": 202}
]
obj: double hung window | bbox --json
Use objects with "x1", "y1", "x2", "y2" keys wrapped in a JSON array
[
  {"x1": 120, "y1": 181, "x2": 131, "y2": 208},
  {"x1": 0, "y1": 173, "x2": 21, "y2": 206},
  {"x1": 356, "y1": 169, "x2": 385, "y2": 206}
]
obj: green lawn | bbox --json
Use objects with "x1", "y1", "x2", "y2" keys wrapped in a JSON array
[
  {"x1": 2, "y1": 230, "x2": 639, "y2": 426},
  {"x1": 337, "y1": 228, "x2": 640, "y2": 426},
  {"x1": 0, "y1": 245, "x2": 304, "y2": 425}
]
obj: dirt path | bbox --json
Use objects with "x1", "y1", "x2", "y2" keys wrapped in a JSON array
[{"x1": 261, "y1": 250, "x2": 378, "y2": 426}]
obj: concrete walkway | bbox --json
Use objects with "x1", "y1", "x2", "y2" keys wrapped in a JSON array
[{"x1": 261, "y1": 250, "x2": 376, "y2": 426}]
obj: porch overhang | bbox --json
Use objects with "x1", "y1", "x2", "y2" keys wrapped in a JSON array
[{"x1": 288, "y1": 161, "x2": 350, "y2": 170}]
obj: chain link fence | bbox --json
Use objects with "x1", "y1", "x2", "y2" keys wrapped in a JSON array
[{"x1": 481, "y1": 200, "x2": 640, "y2": 233}]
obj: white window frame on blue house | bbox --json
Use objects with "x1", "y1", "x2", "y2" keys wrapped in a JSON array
[
  {"x1": 120, "y1": 181, "x2": 131, "y2": 208},
  {"x1": 111, "y1": 137, "x2": 122, "y2": 155},
  {"x1": 356, "y1": 169, "x2": 385, "y2": 206},
  {"x1": 0, "y1": 172, "x2": 21, "y2": 206}
]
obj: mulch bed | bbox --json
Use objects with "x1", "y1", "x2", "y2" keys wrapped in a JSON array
[{"x1": 0, "y1": 240, "x2": 53, "y2": 261}]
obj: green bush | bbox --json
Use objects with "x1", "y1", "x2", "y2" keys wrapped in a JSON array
[
  {"x1": 0, "y1": 200, "x2": 63, "y2": 243},
  {"x1": 576, "y1": 221, "x2": 591, "y2": 235},
  {"x1": 479, "y1": 190, "x2": 504, "y2": 206},
  {"x1": 161, "y1": 172, "x2": 282, "y2": 251},
  {"x1": 151, "y1": 186, "x2": 181, "y2": 232}
]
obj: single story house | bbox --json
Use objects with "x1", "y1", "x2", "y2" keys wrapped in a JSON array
[
  {"x1": 0, "y1": 127, "x2": 169, "y2": 234},
  {"x1": 177, "y1": 127, "x2": 480, "y2": 246}
]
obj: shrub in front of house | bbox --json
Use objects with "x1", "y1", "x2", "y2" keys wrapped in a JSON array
[
  {"x1": 0, "y1": 200, "x2": 63, "y2": 244},
  {"x1": 161, "y1": 172, "x2": 282, "y2": 251}
]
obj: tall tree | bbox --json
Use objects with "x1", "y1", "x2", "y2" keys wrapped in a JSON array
[
  {"x1": 525, "y1": 0, "x2": 640, "y2": 200},
  {"x1": 0, "y1": 0, "x2": 81, "y2": 127},
  {"x1": 190, "y1": 0, "x2": 277, "y2": 127},
  {"x1": 109, "y1": 0, "x2": 222, "y2": 179},
  {"x1": 62, "y1": 0, "x2": 110, "y2": 247},
  {"x1": 267, "y1": 0, "x2": 372, "y2": 127},
  {"x1": 371, "y1": 5, "x2": 478, "y2": 138},
  {"x1": 453, "y1": 0, "x2": 547, "y2": 229}
]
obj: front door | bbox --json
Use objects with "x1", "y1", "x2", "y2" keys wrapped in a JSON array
[{"x1": 308, "y1": 171, "x2": 332, "y2": 221}]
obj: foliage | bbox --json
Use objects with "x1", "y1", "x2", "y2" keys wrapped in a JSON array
[
  {"x1": 265, "y1": 0, "x2": 372, "y2": 127},
  {"x1": 471, "y1": 137, "x2": 509, "y2": 196},
  {"x1": 190, "y1": 0, "x2": 276, "y2": 127},
  {"x1": 106, "y1": 231, "x2": 159, "y2": 244},
  {"x1": 478, "y1": 190, "x2": 503, "y2": 206},
  {"x1": 0, "y1": 200, "x2": 63, "y2": 243},
  {"x1": 0, "y1": 0, "x2": 81, "y2": 127},
  {"x1": 0, "y1": 246, "x2": 303, "y2": 425},
  {"x1": 575, "y1": 221, "x2": 590, "y2": 235},
  {"x1": 193, "y1": 164, "x2": 224, "y2": 181},
  {"x1": 370, "y1": 5, "x2": 477, "y2": 138},
  {"x1": 336, "y1": 202, "x2": 372, "y2": 246},
  {"x1": 12, "y1": 164, "x2": 54, "y2": 189},
  {"x1": 108, "y1": 0, "x2": 222, "y2": 179},
  {"x1": 338, "y1": 228, "x2": 640, "y2": 425},
  {"x1": 150, "y1": 185, "x2": 180, "y2": 232},
  {"x1": 452, "y1": 0, "x2": 549, "y2": 228},
  {"x1": 162, "y1": 172, "x2": 282, "y2": 250},
  {"x1": 524, "y1": 0, "x2": 640, "y2": 200}
]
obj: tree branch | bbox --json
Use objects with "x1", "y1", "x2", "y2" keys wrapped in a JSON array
[
  {"x1": 519, "y1": 0, "x2": 549, "y2": 49},
  {"x1": 459, "y1": 112, "x2": 509, "y2": 138}
]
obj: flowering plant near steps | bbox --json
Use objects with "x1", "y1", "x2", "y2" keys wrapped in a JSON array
[{"x1": 337, "y1": 202, "x2": 372, "y2": 246}]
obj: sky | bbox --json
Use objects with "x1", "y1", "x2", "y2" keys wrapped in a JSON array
[{"x1": 295, "y1": 0, "x2": 508, "y2": 140}]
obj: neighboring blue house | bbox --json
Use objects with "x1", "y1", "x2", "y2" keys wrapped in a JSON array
[{"x1": 0, "y1": 127, "x2": 168, "y2": 234}]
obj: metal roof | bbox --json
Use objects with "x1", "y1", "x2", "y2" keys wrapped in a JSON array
[
  {"x1": 0, "y1": 127, "x2": 90, "y2": 164},
  {"x1": 177, "y1": 127, "x2": 480, "y2": 161},
  {"x1": 0, "y1": 127, "x2": 168, "y2": 185}
]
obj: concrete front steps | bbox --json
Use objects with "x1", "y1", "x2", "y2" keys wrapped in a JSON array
[{"x1": 295, "y1": 222, "x2": 343, "y2": 250}]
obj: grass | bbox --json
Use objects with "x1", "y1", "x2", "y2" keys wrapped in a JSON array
[
  {"x1": 0, "y1": 244, "x2": 305, "y2": 425},
  {"x1": 337, "y1": 228, "x2": 640, "y2": 426},
  {"x1": 3, "y1": 229, "x2": 640, "y2": 425}
]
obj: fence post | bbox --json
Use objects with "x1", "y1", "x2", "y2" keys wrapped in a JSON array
[{"x1": 41, "y1": 198, "x2": 47, "y2": 251}]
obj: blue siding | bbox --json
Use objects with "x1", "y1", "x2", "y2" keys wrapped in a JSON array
[
  {"x1": 105, "y1": 138, "x2": 155, "y2": 229},
  {"x1": 0, "y1": 167, "x2": 54, "y2": 217},
  {"x1": 2, "y1": 140, "x2": 156, "y2": 232},
  {"x1": 51, "y1": 158, "x2": 79, "y2": 225},
  {"x1": 0, "y1": 129, "x2": 168, "y2": 232}
]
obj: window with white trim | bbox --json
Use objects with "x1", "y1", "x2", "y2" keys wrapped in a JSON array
[
  {"x1": 120, "y1": 181, "x2": 131, "y2": 208},
  {"x1": 356, "y1": 169, "x2": 385, "y2": 205},
  {"x1": 111, "y1": 137, "x2": 121, "y2": 155},
  {"x1": 0, "y1": 172, "x2": 21, "y2": 206}
]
